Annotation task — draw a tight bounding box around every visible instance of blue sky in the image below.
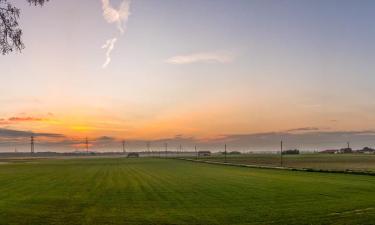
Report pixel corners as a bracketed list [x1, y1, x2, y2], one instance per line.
[1, 0, 375, 151]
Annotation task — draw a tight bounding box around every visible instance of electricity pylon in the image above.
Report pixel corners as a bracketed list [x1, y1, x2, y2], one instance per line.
[122, 140, 126, 154]
[280, 140, 283, 167]
[30, 136, 34, 154]
[85, 137, 89, 153]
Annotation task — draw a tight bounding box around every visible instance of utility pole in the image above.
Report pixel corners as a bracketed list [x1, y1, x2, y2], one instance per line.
[225, 144, 227, 163]
[122, 140, 126, 154]
[195, 145, 198, 160]
[166, 142, 168, 158]
[347, 141, 350, 149]
[280, 140, 283, 167]
[30, 136, 34, 154]
[179, 144, 182, 158]
[85, 137, 89, 153]
[147, 142, 150, 157]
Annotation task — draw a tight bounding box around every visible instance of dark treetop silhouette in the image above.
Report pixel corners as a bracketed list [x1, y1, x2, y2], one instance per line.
[0, 0, 49, 55]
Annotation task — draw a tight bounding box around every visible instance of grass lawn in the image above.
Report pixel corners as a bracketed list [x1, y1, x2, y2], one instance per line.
[0, 157, 374, 225]
[192, 154, 375, 172]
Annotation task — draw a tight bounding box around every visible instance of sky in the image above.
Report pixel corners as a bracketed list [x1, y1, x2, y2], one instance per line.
[1, 0, 375, 152]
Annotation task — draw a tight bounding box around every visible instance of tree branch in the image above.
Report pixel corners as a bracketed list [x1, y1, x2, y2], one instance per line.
[0, 0, 49, 55]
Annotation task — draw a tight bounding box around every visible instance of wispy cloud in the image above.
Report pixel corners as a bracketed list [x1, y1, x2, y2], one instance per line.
[102, 38, 117, 68]
[8, 117, 46, 122]
[166, 51, 235, 65]
[101, 0, 131, 68]
[0, 116, 50, 125]
[0, 119, 10, 125]
[101, 0, 131, 34]
[285, 127, 320, 133]
[0, 128, 64, 138]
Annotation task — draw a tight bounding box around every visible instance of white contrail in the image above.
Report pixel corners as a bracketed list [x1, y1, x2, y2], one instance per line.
[102, 38, 117, 68]
[101, 0, 131, 68]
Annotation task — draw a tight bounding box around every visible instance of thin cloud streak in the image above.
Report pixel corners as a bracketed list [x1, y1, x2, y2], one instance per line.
[285, 127, 320, 133]
[0, 128, 64, 138]
[8, 117, 45, 122]
[101, 0, 131, 68]
[102, 38, 117, 68]
[166, 51, 235, 65]
[0, 116, 50, 125]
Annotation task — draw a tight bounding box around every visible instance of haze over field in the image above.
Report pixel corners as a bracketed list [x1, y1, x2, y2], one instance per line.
[1, 0, 375, 152]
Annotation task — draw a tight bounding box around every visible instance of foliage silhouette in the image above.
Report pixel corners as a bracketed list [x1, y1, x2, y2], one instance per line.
[0, 0, 49, 54]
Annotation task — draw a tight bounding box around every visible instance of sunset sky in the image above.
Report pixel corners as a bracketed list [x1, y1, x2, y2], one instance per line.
[1, 0, 375, 152]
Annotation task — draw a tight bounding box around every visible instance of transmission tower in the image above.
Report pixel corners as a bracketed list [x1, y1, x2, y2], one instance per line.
[85, 137, 89, 153]
[122, 140, 126, 154]
[280, 140, 283, 167]
[165, 143, 168, 158]
[147, 141, 150, 154]
[30, 136, 34, 154]
[225, 144, 227, 163]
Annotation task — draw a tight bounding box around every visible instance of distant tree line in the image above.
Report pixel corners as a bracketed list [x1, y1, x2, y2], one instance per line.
[282, 149, 300, 155]
[220, 151, 241, 155]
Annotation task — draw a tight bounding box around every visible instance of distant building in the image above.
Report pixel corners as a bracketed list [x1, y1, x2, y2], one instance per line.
[127, 152, 139, 158]
[320, 149, 339, 154]
[198, 151, 211, 157]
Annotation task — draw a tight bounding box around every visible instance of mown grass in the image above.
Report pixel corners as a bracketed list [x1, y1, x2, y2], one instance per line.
[191, 153, 375, 172]
[0, 157, 374, 225]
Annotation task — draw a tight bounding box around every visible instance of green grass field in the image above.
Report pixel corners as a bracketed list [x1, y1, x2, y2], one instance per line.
[190, 154, 375, 172]
[0, 158, 374, 225]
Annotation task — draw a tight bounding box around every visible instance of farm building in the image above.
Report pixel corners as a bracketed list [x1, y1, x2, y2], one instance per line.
[198, 151, 211, 157]
[127, 152, 139, 158]
[320, 149, 339, 154]
[321, 148, 353, 154]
